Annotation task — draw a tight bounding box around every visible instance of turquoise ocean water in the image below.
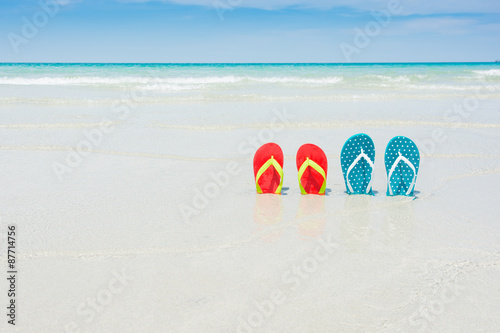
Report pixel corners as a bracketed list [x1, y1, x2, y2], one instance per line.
[1, 63, 499, 104]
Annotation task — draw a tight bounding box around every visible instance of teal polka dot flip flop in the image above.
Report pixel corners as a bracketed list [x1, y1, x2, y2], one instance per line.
[384, 136, 420, 196]
[340, 133, 375, 195]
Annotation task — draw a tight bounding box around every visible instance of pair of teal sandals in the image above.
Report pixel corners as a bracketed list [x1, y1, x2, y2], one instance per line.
[341, 134, 420, 196]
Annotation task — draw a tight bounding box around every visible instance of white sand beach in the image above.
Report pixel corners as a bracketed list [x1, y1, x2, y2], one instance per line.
[1, 64, 500, 332]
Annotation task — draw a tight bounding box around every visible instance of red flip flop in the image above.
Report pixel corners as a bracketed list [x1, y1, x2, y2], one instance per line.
[296, 144, 328, 195]
[253, 143, 284, 194]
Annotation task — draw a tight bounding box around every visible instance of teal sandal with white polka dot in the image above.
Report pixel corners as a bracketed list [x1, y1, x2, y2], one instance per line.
[340, 133, 375, 195]
[384, 136, 420, 196]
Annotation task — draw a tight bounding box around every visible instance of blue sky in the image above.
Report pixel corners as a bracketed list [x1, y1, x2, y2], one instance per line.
[1, 0, 499, 62]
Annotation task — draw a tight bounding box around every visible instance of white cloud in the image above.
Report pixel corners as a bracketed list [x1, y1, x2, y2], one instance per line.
[380, 16, 500, 36]
[56, 0, 83, 6]
[398, 17, 477, 34]
[117, 0, 500, 14]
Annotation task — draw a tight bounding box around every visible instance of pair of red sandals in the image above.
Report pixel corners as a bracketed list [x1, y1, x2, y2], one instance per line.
[253, 142, 327, 195]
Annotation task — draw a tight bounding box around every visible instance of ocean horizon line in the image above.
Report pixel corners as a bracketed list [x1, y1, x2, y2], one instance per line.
[1, 61, 499, 66]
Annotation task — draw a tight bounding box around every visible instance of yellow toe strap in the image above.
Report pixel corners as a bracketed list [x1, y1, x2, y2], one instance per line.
[298, 157, 326, 195]
[255, 155, 284, 194]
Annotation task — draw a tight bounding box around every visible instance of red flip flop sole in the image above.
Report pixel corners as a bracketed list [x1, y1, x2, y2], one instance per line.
[296, 144, 328, 195]
[253, 143, 284, 194]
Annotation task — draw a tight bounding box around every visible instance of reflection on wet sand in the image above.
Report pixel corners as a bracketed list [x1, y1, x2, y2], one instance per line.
[340, 195, 372, 252]
[296, 195, 326, 240]
[381, 197, 417, 248]
[253, 194, 284, 242]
